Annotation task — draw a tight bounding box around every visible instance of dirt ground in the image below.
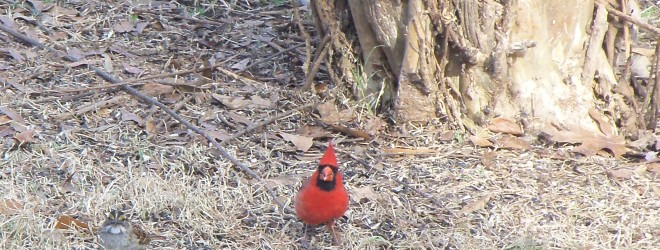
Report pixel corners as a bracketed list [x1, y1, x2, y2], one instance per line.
[0, 1, 658, 249]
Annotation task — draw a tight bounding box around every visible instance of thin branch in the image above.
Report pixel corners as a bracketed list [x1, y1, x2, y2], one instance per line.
[220, 102, 317, 146]
[596, 0, 660, 37]
[301, 34, 330, 92]
[0, 23, 293, 214]
[650, 40, 660, 130]
[51, 66, 216, 93]
[291, 0, 313, 76]
[582, 4, 609, 86]
[154, 94, 195, 132]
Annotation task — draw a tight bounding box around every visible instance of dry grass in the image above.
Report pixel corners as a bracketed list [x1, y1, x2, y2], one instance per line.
[0, 1, 659, 250]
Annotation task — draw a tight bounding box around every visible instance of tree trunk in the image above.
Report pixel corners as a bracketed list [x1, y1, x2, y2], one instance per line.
[308, 0, 658, 141]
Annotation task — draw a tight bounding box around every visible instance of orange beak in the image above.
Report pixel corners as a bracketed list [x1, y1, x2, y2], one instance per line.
[319, 166, 334, 181]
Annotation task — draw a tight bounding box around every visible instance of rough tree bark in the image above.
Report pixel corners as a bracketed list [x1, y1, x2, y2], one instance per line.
[308, 0, 659, 144]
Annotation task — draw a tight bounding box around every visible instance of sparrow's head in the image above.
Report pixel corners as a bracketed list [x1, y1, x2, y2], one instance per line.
[316, 142, 340, 191]
[101, 209, 130, 234]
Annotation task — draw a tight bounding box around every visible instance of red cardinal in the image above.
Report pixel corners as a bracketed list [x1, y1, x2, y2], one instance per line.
[294, 141, 349, 245]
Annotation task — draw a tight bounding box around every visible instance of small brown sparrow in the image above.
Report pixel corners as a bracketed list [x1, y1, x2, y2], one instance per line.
[98, 209, 151, 250]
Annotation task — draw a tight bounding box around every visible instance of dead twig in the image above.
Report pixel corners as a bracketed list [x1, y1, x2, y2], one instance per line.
[54, 95, 129, 120]
[34, 91, 100, 104]
[51, 66, 216, 93]
[649, 40, 660, 130]
[0, 23, 292, 214]
[301, 34, 330, 92]
[154, 94, 195, 132]
[219, 102, 317, 146]
[291, 0, 312, 75]
[596, 0, 660, 37]
[582, 4, 609, 86]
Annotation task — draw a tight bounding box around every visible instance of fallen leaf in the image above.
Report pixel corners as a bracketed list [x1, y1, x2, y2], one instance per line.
[135, 21, 149, 34]
[227, 111, 253, 125]
[27, 0, 52, 12]
[495, 135, 531, 150]
[588, 109, 615, 136]
[544, 125, 628, 159]
[607, 168, 634, 180]
[316, 101, 341, 123]
[103, 54, 113, 72]
[120, 108, 144, 126]
[364, 117, 384, 135]
[469, 135, 493, 147]
[14, 129, 36, 143]
[113, 20, 135, 33]
[481, 151, 497, 169]
[231, 58, 250, 70]
[122, 63, 143, 74]
[0, 107, 26, 125]
[437, 130, 455, 141]
[460, 194, 493, 214]
[352, 186, 379, 203]
[249, 95, 274, 109]
[145, 118, 156, 135]
[97, 107, 111, 118]
[297, 125, 332, 138]
[0, 199, 23, 215]
[141, 83, 173, 97]
[54, 215, 89, 231]
[212, 94, 248, 109]
[280, 133, 314, 152]
[205, 128, 230, 142]
[487, 117, 523, 135]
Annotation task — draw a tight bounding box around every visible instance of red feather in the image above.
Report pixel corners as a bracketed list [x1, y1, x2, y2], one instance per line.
[294, 142, 349, 244]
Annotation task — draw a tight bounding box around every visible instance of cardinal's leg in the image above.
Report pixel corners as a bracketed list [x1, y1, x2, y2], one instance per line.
[327, 219, 341, 246]
[300, 224, 316, 249]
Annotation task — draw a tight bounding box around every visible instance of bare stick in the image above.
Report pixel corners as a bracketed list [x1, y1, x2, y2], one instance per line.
[301, 34, 330, 92]
[582, 4, 609, 86]
[596, 0, 660, 36]
[219, 102, 316, 146]
[51, 66, 216, 93]
[0, 24, 293, 213]
[54, 95, 129, 120]
[650, 40, 660, 130]
[291, 0, 313, 75]
[154, 94, 195, 132]
[34, 90, 109, 104]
